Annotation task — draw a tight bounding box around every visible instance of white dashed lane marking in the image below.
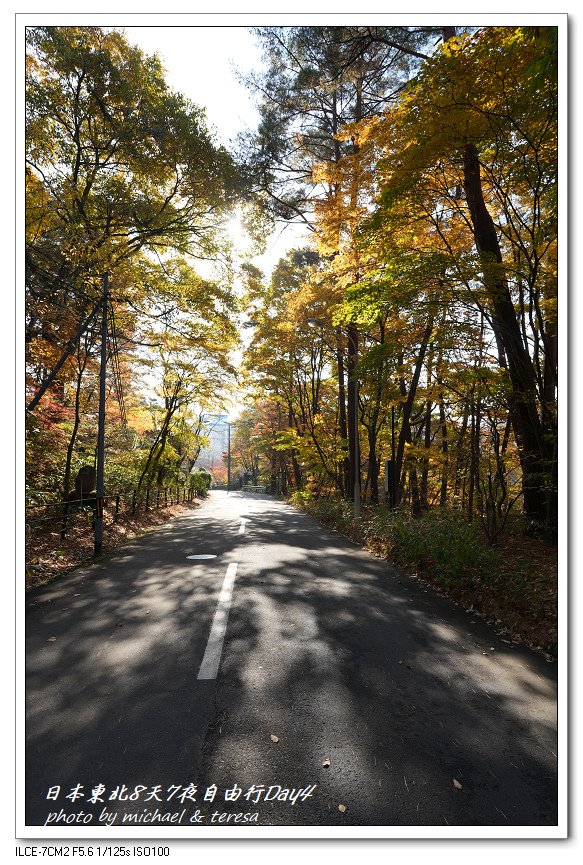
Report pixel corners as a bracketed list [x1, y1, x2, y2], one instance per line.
[197, 563, 239, 680]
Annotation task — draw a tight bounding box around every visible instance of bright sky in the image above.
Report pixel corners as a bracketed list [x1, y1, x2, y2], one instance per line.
[123, 26, 260, 149]
[123, 26, 310, 277]
[123, 25, 310, 420]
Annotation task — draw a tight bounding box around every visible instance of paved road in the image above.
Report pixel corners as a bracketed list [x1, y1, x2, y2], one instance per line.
[24, 491, 557, 829]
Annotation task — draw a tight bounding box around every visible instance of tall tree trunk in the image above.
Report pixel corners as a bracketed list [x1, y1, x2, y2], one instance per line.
[346, 68, 364, 505]
[467, 390, 483, 523]
[280, 453, 288, 495]
[409, 465, 422, 517]
[62, 343, 90, 498]
[368, 427, 380, 505]
[453, 401, 470, 507]
[289, 406, 303, 489]
[138, 396, 177, 493]
[463, 142, 553, 527]
[395, 313, 435, 504]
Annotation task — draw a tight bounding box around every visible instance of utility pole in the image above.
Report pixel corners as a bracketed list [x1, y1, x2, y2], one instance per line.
[227, 421, 231, 490]
[354, 378, 361, 520]
[391, 405, 396, 508]
[385, 405, 397, 509]
[94, 273, 109, 556]
[347, 323, 359, 507]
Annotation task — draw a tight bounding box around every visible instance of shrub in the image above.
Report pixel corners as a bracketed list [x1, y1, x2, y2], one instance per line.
[295, 497, 499, 588]
[289, 490, 314, 507]
[313, 498, 354, 530]
[189, 468, 212, 497]
[395, 511, 492, 582]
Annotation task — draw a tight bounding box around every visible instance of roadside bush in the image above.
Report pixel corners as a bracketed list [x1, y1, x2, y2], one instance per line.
[370, 509, 498, 586]
[189, 468, 212, 497]
[289, 490, 314, 507]
[315, 498, 354, 531]
[105, 459, 143, 494]
[299, 498, 499, 588]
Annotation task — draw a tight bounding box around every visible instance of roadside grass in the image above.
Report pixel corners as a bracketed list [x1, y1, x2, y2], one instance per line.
[291, 494, 557, 660]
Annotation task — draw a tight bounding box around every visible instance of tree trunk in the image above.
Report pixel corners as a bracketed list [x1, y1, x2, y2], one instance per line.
[62, 343, 90, 499]
[395, 313, 435, 504]
[409, 464, 422, 517]
[346, 68, 364, 505]
[463, 142, 553, 527]
[138, 398, 177, 493]
[368, 428, 380, 505]
[453, 400, 470, 508]
[289, 406, 303, 489]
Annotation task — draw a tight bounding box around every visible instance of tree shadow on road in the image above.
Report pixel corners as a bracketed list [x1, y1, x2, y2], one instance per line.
[200, 506, 558, 828]
[24, 497, 557, 829]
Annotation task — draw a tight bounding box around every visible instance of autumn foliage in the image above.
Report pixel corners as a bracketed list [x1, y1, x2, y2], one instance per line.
[25, 25, 559, 554]
[238, 26, 558, 541]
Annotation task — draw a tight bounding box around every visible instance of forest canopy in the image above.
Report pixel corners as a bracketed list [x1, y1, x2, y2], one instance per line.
[236, 25, 558, 539]
[25, 24, 558, 546]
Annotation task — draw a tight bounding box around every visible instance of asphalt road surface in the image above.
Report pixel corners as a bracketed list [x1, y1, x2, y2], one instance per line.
[24, 491, 558, 829]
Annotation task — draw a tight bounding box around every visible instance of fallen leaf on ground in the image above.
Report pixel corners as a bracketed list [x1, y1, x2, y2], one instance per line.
[270, 734, 279, 743]
[453, 778, 463, 790]
[322, 757, 331, 767]
[338, 804, 346, 812]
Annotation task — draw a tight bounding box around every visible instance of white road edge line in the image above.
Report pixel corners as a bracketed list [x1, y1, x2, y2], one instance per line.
[197, 562, 238, 681]
[239, 519, 246, 534]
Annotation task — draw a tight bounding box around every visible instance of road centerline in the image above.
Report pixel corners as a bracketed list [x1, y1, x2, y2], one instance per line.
[239, 519, 246, 534]
[197, 562, 239, 680]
